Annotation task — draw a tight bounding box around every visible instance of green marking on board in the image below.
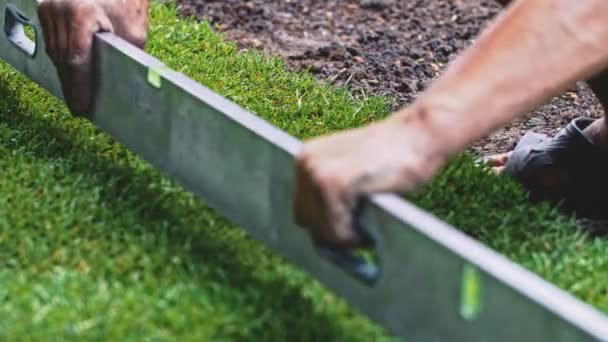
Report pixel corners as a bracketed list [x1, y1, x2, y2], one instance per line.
[147, 65, 169, 88]
[460, 264, 483, 321]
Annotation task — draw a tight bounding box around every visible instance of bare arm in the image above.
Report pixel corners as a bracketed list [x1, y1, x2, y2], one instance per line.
[294, 0, 608, 246]
[397, 0, 608, 162]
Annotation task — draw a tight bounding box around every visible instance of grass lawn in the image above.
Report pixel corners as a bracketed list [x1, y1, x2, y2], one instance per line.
[1, 0, 608, 339]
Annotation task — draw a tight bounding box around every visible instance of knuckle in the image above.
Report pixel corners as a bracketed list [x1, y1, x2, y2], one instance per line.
[296, 150, 324, 179]
[310, 167, 336, 190]
[127, 28, 148, 48]
[37, 1, 50, 15]
[295, 150, 312, 169]
[323, 166, 351, 190]
[70, 0, 93, 13]
[72, 4, 97, 23]
[307, 170, 324, 186]
[37, 0, 96, 22]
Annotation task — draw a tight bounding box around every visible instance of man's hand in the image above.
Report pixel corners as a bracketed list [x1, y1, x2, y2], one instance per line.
[37, 0, 149, 116]
[294, 112, 446, 247]
[294, 0, 608, 247]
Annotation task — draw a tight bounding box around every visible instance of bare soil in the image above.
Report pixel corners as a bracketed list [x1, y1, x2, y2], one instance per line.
[176, 0, 605, 156]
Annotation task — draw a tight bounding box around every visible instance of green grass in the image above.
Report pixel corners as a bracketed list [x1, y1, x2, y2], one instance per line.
[23, 24, 36, 43]
[1, 0, 608, 339]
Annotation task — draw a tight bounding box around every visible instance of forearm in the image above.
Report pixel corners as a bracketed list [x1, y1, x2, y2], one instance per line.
[392, 0, 608, 159]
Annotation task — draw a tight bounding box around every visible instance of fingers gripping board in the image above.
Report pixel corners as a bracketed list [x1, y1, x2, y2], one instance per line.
[2, 1, 608, 340]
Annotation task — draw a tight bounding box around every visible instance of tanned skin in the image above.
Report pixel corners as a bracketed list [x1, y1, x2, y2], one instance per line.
[294, 0, 608, 247]
[37, 0, 149, 116]
[31, 0, 608, 249]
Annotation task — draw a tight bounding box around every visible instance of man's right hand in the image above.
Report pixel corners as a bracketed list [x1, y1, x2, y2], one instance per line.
[37, 0, 149, 116]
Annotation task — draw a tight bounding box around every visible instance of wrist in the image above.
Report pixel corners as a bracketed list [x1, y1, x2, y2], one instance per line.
[386, 102, 464, 163]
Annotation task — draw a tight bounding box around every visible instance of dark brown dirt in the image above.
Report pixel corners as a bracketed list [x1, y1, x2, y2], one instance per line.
[176, 0, 604, 156]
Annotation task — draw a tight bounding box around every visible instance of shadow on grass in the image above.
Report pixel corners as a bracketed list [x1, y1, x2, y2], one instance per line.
[0, 80, 389, 340]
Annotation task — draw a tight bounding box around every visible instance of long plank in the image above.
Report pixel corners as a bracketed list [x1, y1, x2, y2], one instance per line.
[3, 1, 608, 340]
